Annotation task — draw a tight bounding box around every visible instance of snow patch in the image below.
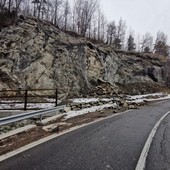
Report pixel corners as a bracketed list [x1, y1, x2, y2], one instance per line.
[145, 95, 170, 102]
[126, 93, 169, 103]
[72, 98, 113, 103]
[65, 103, 117, 119]
[0, 101, 56, 110]
[126, 93, 164, 100]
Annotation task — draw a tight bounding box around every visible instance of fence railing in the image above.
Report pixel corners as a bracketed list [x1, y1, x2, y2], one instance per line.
[0, 105, 65, 126]
[0, 89, 58, 110]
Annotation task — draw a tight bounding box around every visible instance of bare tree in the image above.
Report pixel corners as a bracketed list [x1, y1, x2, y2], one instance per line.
[0, 0, 7, 11]
[141, 32, 153, 52]
[92, 19, 97, 39]
[52, 0, 62, 26]
[100, 13, 107, 42]
[106, 21, 116, 44]
[45, 1, 53, 21]
[114, 18, 126, 49]
[97, 5, 101, 40]
[21, 0, 31, 16]
[135, 33, 141, 52]
[32, 0, 40, 17]
[63, 0, 70, 31]
[71, 2, 76, 32]
[8, 0, 13, 13]
[0, 0, 19, 13]
[1, 0, 170, 56]
[14, 0, 24, 14]
[74, 0, 99, 36]
[95, 5, 107, 42]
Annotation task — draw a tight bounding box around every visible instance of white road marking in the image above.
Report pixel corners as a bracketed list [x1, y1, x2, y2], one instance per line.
[0, 110, 130, 162]
[135, 110, 170, 170]
[0, 125, 36, 141]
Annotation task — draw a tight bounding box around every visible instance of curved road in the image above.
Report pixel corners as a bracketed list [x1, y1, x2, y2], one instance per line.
[0, 100, 170, 170]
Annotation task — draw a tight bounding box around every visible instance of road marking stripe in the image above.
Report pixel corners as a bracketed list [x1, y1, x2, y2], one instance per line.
[135, 110, 170, 170]
[0, 110, 130, 162]
[0, 125, 36, 141]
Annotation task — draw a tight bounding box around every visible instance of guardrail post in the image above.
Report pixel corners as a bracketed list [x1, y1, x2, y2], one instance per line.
[24, 90, 28, 111]
[55, 89, 58, 106]
[40, 115, 43, 122]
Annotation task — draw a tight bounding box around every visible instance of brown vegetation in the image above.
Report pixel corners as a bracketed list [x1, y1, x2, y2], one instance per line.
[0, 10, 17, 29]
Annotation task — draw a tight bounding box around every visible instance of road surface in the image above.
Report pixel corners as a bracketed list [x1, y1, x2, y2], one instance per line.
[0, 100, 170, 170]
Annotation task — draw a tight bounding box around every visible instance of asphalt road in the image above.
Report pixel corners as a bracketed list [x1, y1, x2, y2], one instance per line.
[1, 100, 170, 170]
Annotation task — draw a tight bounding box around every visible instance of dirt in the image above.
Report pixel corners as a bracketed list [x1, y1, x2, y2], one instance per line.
[117, 82, 170, 95]
[0, 107, 127, 156]
[0, 98, 165, 157]
[0, 127, 50, 156]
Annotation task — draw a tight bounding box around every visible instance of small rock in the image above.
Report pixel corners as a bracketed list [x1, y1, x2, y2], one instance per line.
[128, 105, 137, 109]
[49, 125, 59, 132]
[36, 121, 45, 126]
[64, 106, 71, 112]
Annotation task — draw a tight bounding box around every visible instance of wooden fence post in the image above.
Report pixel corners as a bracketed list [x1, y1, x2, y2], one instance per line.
[55, 89, 58, 107]
[24, 90, 28, 111]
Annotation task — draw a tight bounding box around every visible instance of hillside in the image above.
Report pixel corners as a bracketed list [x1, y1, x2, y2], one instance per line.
[0, 16, 168, 99]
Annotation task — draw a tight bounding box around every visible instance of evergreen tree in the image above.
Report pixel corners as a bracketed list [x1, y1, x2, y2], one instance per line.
[114, 37, 122, 49]
[154, 41, 169, 56]
[127, 35, 136, 51]
[154, 31, 169, 57]
[144, 47, 150, 53]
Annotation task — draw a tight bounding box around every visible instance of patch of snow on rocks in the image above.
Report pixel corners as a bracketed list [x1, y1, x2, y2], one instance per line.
[126, 93, 168, 103]
[72, 98, 113, 103]
[145, 95, 170, 102]
[65, 103, 117, 119]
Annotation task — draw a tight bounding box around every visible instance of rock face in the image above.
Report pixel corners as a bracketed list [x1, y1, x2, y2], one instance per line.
[0, 16, 167, 98]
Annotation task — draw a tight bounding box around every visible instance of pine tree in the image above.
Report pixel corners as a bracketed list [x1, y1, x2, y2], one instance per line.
[154, 31, 169, 57]
[144, 47, 150, 53]
[154, 41, 169, 56]
[114, 37, 122, 49]
[127, 35, 136, 51]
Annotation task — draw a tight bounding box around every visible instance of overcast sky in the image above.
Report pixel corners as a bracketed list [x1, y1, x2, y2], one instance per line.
[100, 0, 170, 40]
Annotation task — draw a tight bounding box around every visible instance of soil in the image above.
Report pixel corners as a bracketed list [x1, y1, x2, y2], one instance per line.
[0, 98, 166, 157]
[0, 107, 126, 156]
[117, 83, 170, 95]
[0, 127, 50, 156]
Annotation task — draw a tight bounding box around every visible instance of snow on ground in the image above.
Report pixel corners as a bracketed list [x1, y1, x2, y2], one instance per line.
[0, 93, 170, 118]
[26, 103, 55, 109]
[72, 98, 113, 103]
[145, 95, 170, 102]
[0, 97, 63, 110]
[65, 103, 117, 119]
[126, 93, 168, 103]
[72, 98, 99, 103]
[0, 101, 55, 110]
[126, 93, 164, 99]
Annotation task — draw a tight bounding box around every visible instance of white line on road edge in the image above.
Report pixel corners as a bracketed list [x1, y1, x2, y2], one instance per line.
[0, 125, 36, 141]
[135, 110, 170, 170]
[0, 110, 130, 162]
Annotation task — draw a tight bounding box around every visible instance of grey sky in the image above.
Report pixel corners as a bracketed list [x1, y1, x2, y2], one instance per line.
[100, 0, 170, 40]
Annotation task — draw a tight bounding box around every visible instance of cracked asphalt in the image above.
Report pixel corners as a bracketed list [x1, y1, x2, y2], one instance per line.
[146, 110, 170, 170]
[0, 100, 170, 170]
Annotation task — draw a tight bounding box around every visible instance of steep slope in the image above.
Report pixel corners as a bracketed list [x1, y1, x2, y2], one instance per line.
[0, 16, 167, 98]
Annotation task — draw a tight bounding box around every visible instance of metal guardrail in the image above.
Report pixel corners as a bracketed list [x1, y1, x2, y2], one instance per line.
[0, 105, 65, 126]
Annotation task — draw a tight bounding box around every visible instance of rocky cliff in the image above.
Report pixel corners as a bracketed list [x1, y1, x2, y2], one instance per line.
[0, 16, 168, 99]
